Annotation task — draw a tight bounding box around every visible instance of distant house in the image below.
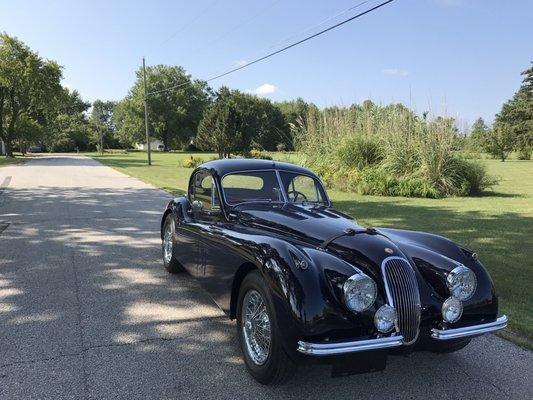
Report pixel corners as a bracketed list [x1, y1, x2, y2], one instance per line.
[135, 140, 164, 151]
[0, 139, 5, 156]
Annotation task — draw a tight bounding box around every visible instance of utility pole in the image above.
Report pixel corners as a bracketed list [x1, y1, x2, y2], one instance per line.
[142, 57, 151, 166]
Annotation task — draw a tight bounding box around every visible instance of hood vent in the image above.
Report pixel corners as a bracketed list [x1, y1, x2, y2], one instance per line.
[382, 257, 421, 345]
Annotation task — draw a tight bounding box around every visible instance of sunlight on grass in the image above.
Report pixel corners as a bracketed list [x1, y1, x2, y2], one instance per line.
[87, 151, 533, 344]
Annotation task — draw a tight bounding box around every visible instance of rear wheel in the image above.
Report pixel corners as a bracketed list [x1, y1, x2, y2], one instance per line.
[162, 215, 184, 273]
[236, 270, 296, 385]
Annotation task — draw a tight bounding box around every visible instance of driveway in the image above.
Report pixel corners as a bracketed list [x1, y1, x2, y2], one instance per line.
[0, 154, 531, 399]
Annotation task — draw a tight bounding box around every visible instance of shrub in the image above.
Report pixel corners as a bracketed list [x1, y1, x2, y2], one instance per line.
[456, 159, 499, 195]
[276, 143, 287, 152]
[337, 135, 383, 169]
[517, 146, 532, 160]
[181, 155, 203, 168]
[293, 103, 497, 198]
[248, 149, 272, 160]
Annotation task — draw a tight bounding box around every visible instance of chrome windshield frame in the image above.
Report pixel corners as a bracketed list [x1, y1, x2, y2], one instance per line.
[220, 168, 331, 208]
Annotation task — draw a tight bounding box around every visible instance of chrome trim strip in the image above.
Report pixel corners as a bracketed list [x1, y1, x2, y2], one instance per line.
[431, 315, 508, 341]
[297, 335, 404, 356]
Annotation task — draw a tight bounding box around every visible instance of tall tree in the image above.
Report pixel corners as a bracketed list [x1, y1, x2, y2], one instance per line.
[90, 100, 117, 151]
[196, 87, 290, 156]
[495, 63, 533, 159]
[0, 33, 63, 157]
[45, 89, 91, 152]
[197, 89, 243, 158]
[114, 65, 212, 150]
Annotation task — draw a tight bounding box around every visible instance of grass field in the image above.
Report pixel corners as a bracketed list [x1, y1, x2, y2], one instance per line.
[0, 153, 32, 167]
[88, 151, 532, 347]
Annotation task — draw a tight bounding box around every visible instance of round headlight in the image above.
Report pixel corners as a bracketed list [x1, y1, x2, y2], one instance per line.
[442, 296, 463, 323]
[446, 265, 477, 301]
[374, 304, 397, 333]
[343, 274, 377, 312]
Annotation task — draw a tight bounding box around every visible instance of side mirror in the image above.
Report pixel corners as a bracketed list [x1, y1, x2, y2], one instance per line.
[191, 200, 204, 213]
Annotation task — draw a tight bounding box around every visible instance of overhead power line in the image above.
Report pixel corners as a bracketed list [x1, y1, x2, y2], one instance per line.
[206, 0, 372, 81]
[147, 0, 395, 96]
[146, 0, 220, 57]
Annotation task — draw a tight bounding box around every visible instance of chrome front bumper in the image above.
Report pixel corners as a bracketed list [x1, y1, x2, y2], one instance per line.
[297, 335, 404, 356]
[431, 315, 508, 341]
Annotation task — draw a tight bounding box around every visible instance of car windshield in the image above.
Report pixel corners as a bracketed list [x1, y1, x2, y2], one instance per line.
[221, 170, 327, 206]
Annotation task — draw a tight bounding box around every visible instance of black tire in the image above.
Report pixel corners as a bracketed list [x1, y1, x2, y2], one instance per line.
[236, 270, 296, 385]
[430, 338, 471, 354]
[162, 215, 184, 273]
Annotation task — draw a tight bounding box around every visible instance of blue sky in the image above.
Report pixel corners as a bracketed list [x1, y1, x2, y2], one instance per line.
[1, 0, 531, 127]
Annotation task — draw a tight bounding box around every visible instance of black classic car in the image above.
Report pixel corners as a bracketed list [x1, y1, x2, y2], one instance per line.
[160, 159, 507, 384]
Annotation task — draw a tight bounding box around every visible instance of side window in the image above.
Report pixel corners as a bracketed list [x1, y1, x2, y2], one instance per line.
[191, 171, 220, 211]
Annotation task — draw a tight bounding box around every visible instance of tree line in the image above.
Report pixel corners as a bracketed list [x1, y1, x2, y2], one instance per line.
[0, 33, 311, 157]
[1, 32, 531, 163]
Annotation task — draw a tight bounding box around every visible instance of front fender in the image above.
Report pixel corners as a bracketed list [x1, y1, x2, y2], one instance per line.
[256, 239, 387, 359]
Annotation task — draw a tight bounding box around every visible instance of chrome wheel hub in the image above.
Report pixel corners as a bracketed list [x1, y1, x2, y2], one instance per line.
[163, 221, 173, 263]
[242, 289, 271, 365]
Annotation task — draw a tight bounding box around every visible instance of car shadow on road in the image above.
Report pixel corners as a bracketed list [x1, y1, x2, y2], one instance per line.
[0, 185, 531, 399]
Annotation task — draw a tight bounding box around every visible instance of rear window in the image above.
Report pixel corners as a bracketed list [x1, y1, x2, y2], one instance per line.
[222, 171, 283, 205]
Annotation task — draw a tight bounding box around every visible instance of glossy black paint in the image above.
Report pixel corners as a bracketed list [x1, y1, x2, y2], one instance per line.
[161, 159, 499, 360]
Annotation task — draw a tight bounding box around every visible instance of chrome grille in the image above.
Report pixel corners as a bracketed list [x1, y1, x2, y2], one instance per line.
[382, 257, 421, 345]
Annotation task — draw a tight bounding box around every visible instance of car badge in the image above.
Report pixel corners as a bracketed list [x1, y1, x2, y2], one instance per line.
[384, 247, 394, 254]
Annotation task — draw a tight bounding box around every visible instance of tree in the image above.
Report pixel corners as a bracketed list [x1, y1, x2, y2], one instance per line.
[114, 65, 212, 150]
[495, 63, 533, 159]
[196, 87, 290, 156]
[196, 87, 245, 158]
[483, 123, 516, 161]
[44, 89, 91, 152]
[466, 117, 488, 151]
[230, 91, 288, 151]
[90, 100, 117, 152]
[0, 33, 63, 157]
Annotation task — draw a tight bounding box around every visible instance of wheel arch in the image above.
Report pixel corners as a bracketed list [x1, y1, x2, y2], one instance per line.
[160, 208, 172, 239]
[230, 262, 258, 319]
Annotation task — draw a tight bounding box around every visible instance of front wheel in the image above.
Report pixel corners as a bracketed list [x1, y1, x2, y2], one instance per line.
[236, 270, 296, 385]
[162, 215, 184, 273]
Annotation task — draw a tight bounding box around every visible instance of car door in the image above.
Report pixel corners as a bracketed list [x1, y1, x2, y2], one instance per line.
[185, 169, 224, 280]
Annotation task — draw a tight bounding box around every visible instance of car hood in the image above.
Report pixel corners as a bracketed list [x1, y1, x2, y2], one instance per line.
[237, 203, 468, 282]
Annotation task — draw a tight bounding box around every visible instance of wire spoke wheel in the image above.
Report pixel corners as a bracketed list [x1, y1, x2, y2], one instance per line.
[242, 289, 271, 365]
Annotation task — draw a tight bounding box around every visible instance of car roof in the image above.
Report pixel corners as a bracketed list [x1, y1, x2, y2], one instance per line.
[197, 158, 317, 177]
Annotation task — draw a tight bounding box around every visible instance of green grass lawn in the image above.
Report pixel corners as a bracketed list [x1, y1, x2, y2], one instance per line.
[0, 153, 32, 167]
[88, 151, 532, 347]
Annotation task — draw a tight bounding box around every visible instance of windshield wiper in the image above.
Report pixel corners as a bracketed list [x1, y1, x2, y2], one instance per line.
[320, 227, 378, 250]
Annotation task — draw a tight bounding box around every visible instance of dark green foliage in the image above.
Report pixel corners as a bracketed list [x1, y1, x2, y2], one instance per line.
[494, 63, 533, 159]
[114, 65, 212, 150]
[196, 87, 288, 157]
[0, 33, 63, 156]
[483, 123, 516, 162]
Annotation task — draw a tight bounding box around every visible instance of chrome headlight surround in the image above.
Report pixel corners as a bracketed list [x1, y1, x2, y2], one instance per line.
[343, 274, 377, 313]
[374, 304, 397, 333]
[441, 296, 463, 323]
[446, 265, 477, 301]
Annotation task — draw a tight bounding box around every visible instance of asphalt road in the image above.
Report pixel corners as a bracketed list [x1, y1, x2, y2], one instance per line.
[0, 154, 531, 400]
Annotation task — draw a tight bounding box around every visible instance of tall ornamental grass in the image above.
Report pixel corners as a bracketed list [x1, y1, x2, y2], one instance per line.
[293, 103, 497, 198]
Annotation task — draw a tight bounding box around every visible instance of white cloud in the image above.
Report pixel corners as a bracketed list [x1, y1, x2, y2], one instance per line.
[235, 60, 248, 67]
[382, 68, 409, 77]
[253, 83, 278, 96]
